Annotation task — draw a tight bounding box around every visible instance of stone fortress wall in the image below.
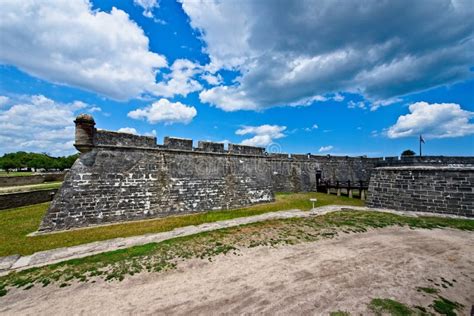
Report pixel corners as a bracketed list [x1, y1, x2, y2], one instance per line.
[39, 115, 381, 232]
[367, 166, 474, 217]
[39, 114, 474, 232]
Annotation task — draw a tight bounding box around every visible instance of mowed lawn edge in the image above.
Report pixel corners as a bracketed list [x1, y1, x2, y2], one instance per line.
[0, 192, 364, 257]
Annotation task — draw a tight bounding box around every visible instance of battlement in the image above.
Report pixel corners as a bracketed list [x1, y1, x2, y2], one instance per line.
[197, 141, 225, 153]
[73, 115, 474, 166]
[95, 130, 157, 148]
[163, 137, 193, 150]
[73, 115, 373, 159]
[228, 144, 265, 155]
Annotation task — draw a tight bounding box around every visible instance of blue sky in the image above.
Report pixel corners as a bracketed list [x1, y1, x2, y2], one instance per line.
[0, 0, 473, 157]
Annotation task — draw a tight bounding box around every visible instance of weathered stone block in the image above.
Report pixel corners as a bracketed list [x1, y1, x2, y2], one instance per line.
[228, 144, 265, 155]
[197, 141, 225, 153]
[164, 137, 193, 150]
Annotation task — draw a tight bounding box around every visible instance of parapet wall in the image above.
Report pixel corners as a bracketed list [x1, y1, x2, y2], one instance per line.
[95, 130, 157, 148]
[366, 166, 474, 217]
[377, 156, 474, 166]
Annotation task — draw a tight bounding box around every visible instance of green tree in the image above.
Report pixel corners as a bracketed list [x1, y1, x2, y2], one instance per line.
[401, 149, 416, 156]
[0, 157, 19, 172]
[0, 151, 79, 171]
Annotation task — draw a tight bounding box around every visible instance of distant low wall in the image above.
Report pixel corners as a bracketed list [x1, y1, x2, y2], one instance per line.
[367, 166, 474, 217]
[0, 189, 58, 210]
[0, 173, 65, 187]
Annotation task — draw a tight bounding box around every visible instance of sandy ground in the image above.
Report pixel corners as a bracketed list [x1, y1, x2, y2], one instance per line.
[1, 227, 473, 315]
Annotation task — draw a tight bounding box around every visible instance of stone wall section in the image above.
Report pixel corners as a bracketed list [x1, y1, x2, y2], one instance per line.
[228, 144, 265, 155]
[163, 137, 193, 150]
[196, 141, 225, 153]
[367, 166, 474, 217]
[267, 155, 378, 192]
[0, 173, 65, 187]
[39, 148, 274, 232]
[377, 156, 474, 167]
[0, 189, 57, 210]
[95, 130, 156, 148]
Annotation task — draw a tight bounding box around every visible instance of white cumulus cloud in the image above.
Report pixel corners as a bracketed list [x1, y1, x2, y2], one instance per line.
[128, 99, 197, 125]
[387, 101, 474, 139]
[117, 127, 138, 135]
[304, 124, 319, 132]
[0, 0, 167, 101]
[236, 125, 286, 147]
[319, 145, 334, 153]
[348, 101, 367, 110]
[152, 59, 203, 98]
[134, 0, 159, 18]
[201, 73, 223, 86]
[0, 95, 93, 155]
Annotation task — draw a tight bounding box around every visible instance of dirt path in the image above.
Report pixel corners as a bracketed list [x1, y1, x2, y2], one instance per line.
[1, 227, 473, 315]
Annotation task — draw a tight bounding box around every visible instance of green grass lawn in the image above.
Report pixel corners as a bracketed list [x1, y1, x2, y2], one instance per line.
[0, 192, 364, 257]
[0, 171, 35, 177]
[0, 181, 63, 194]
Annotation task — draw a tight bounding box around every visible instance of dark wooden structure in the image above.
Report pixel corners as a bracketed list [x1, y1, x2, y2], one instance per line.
[317, 180, 369, 200]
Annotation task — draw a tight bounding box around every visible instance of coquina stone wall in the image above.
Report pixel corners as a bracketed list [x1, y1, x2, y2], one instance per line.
[38, 114, 381, 232]
[0, 189, 57, 210]
[39, 114, 474, 232]
[40, 145, 380, 232]
[367, 166, 474, 217]
[0, 172, 65, 187]
[267, 155, 378, 192]
[39, 146, 274, 232]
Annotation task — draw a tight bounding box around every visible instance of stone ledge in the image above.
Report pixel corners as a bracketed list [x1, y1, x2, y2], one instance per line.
[375, 166, 474, 171]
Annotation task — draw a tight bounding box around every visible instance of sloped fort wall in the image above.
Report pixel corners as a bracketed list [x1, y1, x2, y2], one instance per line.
[39, 115, 379, 232]
[367, 166, 474, 217]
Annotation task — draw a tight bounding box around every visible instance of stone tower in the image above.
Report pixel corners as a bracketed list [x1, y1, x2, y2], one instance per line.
[74, 114, 95, 153]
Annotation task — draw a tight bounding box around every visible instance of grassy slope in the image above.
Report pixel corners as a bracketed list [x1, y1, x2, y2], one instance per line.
[0, 181, 62, 194]
[0, 210, 472, 298]
[0, 192, 364, 257]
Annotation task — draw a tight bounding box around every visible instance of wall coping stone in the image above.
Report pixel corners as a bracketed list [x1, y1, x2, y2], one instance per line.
[375, 166, 474, 171]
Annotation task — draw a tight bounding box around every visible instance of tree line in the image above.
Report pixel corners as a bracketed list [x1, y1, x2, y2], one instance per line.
[0, 152, 80, 172]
